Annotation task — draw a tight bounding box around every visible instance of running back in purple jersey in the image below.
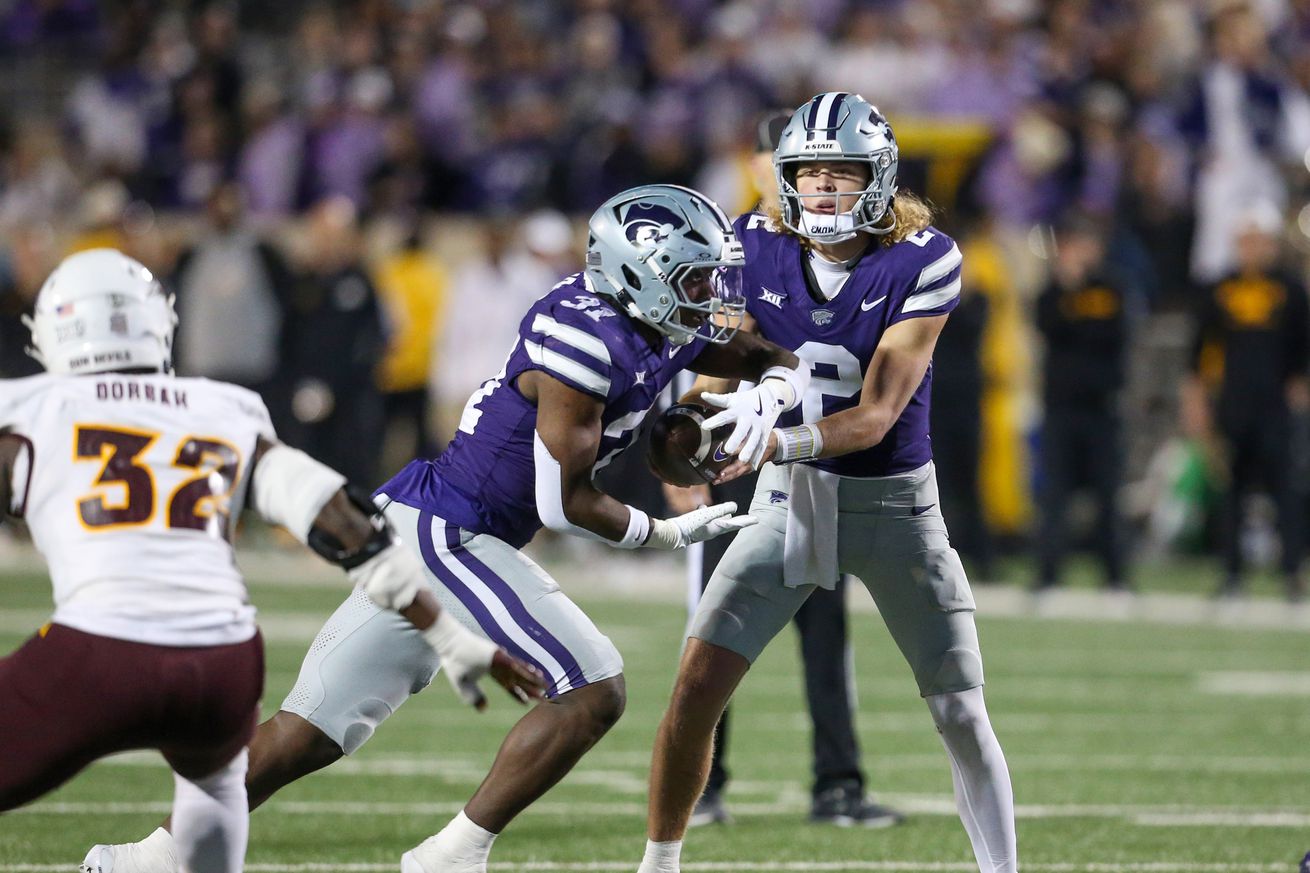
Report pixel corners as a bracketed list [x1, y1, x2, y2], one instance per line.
[734, 212, 961, 478]
[381, 273, 708, 548]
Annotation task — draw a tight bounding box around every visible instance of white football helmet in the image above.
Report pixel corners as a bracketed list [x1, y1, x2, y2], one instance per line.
[25, 248, 177, 375]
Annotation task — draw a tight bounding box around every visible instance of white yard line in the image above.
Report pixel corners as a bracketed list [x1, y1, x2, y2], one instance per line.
[1197, 671, 1310, 696]
[15, 798, 1310, 828]
[0, 861, 1296, 872]
[89, 749, 1310, 779]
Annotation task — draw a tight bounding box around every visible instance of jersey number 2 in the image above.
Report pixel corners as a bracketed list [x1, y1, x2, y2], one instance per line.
[794, 341, 863, 424]
[75, 425, 240, 539]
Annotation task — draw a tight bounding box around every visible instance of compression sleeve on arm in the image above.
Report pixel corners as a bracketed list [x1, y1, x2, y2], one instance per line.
[250, 443, 347, 543]
[533, 431, 650, 547]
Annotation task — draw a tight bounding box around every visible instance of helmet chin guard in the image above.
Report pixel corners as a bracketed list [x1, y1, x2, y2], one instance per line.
[26, 249, 177, 376]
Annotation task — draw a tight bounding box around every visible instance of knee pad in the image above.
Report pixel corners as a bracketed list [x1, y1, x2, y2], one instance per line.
[923, 647, 986, 697]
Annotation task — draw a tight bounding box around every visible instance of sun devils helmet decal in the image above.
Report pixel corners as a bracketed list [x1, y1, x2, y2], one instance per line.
[620, 202, 687, 248]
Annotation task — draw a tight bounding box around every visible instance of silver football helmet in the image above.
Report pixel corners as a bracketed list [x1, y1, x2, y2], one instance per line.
[25, 248, 177, 375]
[774, 92, 899, 243]
[585, 184, 745, 345]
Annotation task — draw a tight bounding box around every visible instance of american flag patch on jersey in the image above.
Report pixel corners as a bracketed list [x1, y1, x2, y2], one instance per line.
[56, 303, 74, 316]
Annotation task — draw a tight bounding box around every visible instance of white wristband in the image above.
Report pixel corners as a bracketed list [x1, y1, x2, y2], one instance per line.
[761, 364, 810, 412]
[614, 506, 652, 549]
[772, 424, 823, 463]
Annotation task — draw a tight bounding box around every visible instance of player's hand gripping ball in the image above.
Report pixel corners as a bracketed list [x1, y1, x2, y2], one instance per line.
[646, 402, 735, 487]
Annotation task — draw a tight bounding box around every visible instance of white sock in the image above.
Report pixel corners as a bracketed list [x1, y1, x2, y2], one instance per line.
[926, 687, 1017, 873]
[135, 826, 179, 865]
[423, 810, 497, 871]
[637, 839, 682, 873]
[171, 749, 250, 873]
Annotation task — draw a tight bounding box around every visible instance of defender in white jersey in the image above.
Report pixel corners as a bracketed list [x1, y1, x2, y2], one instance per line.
[0, 250, 543, 873]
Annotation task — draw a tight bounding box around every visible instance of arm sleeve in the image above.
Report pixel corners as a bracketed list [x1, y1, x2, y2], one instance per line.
[521, 310, 617, 401]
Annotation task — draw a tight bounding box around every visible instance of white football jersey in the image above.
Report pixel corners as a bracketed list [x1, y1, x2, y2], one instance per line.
[1, 372, 275, 646]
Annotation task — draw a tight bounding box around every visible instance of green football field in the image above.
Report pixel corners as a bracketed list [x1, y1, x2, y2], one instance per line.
[1, 552, 1308, 873]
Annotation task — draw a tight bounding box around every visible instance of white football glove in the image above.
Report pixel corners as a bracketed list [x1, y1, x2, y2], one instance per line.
[701, 377, 795, 469]
[349, 539, 503, 708]
[350, 539, 425, 611]
[644, 501, 758, 550]
[419, 610, 502, 708]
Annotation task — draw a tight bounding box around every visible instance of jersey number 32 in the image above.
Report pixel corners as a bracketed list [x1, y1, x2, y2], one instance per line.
[74, 424, 241, 540]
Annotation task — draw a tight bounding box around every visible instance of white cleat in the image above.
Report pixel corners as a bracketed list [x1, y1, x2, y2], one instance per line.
[80, 828, 178, 873]
[401, 834, 485, 873]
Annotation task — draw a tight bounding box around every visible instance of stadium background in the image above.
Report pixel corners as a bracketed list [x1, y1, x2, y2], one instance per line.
[1, 0, 1309, 869]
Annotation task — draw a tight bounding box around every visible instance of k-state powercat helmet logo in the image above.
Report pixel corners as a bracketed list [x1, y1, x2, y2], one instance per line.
[621, 202, 686, 248]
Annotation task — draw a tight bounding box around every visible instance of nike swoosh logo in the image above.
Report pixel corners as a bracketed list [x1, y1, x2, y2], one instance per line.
[910, 503, 936, 516]
[861, 295, 888, 312]
[712, 446, 731, 462]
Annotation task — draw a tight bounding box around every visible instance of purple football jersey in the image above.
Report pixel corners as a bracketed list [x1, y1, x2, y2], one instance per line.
[380, 273, 707, 547]
[735, 213, 961, 478]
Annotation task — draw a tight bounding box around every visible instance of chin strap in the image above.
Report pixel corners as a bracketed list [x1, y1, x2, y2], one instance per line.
[798, 209, 860, 243]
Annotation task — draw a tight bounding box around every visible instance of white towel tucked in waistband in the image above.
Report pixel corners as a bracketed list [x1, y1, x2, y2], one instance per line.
[783, 463, 840, 589]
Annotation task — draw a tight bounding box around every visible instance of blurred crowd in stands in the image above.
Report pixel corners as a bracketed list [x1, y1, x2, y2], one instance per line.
[2, 0, 1310, 597]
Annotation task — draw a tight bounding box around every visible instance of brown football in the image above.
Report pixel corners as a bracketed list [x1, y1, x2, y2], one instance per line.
[646, 402, 735, 487]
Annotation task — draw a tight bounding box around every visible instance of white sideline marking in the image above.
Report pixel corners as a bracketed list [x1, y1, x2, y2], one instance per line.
[1198, 671, 1310, 696]
[1134, 812, 1310, 827]
[90, 749, 1310, 778]
[0, 862, 1296, 872]
[17, 798, 1310, 828]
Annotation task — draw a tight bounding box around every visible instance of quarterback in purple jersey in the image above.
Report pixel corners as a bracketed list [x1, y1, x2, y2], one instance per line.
[81, 185, 807, 873]
[638, 94, 1018, 873]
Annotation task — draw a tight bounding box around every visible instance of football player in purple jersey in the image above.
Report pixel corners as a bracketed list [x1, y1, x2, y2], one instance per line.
[637, 94, 1017, 873]
[82, 185, 809, 873]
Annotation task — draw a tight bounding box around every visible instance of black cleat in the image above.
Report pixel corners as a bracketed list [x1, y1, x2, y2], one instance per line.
[810, 785, 905, 828]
